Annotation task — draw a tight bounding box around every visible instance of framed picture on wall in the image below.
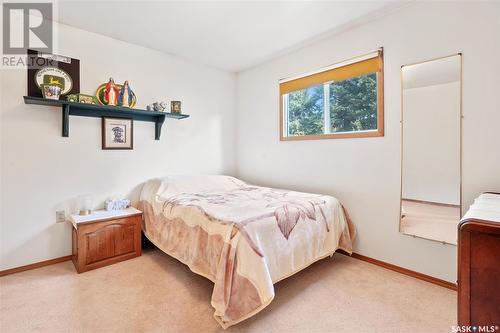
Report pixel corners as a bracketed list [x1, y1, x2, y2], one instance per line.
[102, 117, 133, 150]
[27, 49, 80, 99]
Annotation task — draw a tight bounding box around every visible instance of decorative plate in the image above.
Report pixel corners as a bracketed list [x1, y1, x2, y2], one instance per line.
[35, 67, 73, 95]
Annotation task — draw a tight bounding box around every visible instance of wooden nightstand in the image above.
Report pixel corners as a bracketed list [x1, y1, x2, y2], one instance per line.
[70, 207, 142, 273]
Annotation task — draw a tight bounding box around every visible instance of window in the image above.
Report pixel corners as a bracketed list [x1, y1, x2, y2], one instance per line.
[279, 50, 384, 140]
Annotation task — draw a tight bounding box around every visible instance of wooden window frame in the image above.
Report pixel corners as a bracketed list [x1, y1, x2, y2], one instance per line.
[279, 50, 384, 141]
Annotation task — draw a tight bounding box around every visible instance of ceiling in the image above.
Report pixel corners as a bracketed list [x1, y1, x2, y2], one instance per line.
[57, 1, 406, 72]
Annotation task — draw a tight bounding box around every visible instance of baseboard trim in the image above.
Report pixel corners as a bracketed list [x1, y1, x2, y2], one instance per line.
[338, 251, 457, 291]
[0, 255, 72, 277]
[0, 251, 458, 291]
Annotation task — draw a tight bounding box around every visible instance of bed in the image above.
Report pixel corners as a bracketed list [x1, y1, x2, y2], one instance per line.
[139, 175, 355, 328]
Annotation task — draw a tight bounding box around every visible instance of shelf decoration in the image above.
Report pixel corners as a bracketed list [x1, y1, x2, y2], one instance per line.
[25, 53, 188, 143]
[147, 100, 182, 114]
[23, 96, 189, 140]
[66, 94, 99, 104]
[41, 84, 62, 100]
[171, 101, 182, 114]
[118, 81, 135, 108]
[147, 101, 168, 112]
[96, 79, 137, 107]
[27, 49, 80, 99]
[104, 78, 119, 106]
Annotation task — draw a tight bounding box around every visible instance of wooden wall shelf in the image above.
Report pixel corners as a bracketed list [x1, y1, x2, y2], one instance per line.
[23, 96, 189, 140]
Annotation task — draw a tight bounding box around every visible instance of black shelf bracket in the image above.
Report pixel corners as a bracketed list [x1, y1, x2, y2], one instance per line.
[62, 104, 70, 137]
[155, 115, 166, 140]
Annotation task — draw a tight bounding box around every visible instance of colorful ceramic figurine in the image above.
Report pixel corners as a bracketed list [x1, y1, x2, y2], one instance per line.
[118, 80, 135, 107]
[104, 78, 119, 106]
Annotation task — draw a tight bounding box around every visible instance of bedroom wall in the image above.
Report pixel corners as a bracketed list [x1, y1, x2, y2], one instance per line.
[235, 1, 500, 282]
[402, 82, 461, 205]
[0, 23, 236, 270]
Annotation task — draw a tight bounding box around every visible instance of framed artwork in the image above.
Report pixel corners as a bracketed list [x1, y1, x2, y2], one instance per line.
[102, 117, 133, 150]
[171, 100, 181, 113]
[27, 49, 80, 99]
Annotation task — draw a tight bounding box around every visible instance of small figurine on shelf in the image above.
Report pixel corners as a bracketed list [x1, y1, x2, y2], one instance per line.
[152, 102, 162, 112]
[104, 78, 119, 106]
[118, 80, 136, 108]
[156, 101, 169, 112]
[148, 101, 168, 112]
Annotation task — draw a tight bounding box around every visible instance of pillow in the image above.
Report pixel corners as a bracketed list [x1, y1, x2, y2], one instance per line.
[157, 175, 245, 197]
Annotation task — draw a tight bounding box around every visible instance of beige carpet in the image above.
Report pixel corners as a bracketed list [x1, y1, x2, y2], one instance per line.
[0, 249, 456, 333]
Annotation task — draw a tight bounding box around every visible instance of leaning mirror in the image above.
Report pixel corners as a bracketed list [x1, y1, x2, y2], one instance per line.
[400, 54, 462, 245]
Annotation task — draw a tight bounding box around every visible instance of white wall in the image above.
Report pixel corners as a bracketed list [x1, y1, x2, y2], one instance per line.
[0, 23, 236, 270]
[235, 1, 500, 282]
[2, 2, 499, 282]
[402, 82, 461, 205]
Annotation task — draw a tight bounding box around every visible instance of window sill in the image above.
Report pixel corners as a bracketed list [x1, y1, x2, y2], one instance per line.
[280, 128, 384, 141]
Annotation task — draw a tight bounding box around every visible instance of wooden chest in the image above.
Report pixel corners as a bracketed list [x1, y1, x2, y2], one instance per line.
[71, 208, 142, 273]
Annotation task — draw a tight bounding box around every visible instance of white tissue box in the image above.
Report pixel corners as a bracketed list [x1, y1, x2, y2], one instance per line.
[105, 199, 131, 211]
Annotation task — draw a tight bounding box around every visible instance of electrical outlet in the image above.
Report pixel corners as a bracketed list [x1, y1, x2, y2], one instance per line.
[56, 210, 66, 223]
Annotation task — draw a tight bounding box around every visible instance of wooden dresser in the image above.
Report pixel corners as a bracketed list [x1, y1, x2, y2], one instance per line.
[70, 208, 142, 273]
[458, 192, 500, 326]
